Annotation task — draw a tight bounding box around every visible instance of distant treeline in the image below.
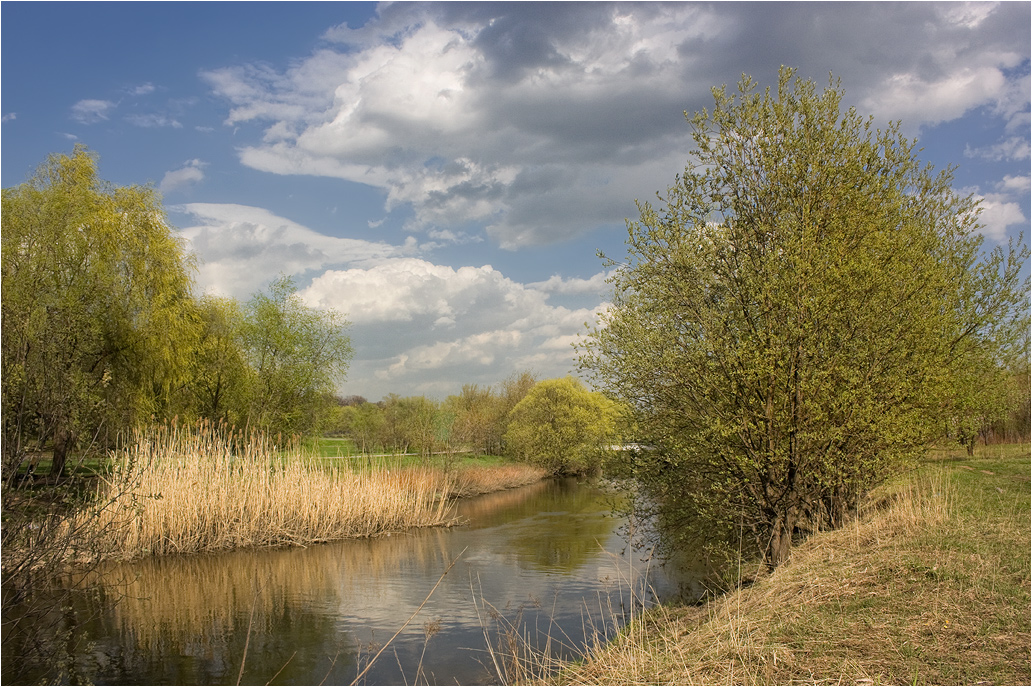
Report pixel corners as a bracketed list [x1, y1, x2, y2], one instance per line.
[329, 373, 627, 475]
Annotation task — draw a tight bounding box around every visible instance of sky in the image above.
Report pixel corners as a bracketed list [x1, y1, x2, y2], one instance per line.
[2, 2, 1029, 401]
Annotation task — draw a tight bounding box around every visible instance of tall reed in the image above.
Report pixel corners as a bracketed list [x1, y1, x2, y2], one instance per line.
[83, 422, 457, 559]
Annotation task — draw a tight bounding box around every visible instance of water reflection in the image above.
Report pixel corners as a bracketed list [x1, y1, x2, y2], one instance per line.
[4, 478, 700, 685]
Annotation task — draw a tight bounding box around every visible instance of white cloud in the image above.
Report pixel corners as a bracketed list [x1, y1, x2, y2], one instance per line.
[70, 99, 116, 124]
[131, 82, 156, 96]
[997, 175, 1031, 194]
[175, 203, 406, 300]
[2, 113, 15, 123]
[298, 257, 605, 397]
[126, 113, 183, 129]
[965, 136, 1031, 161]
[159, 159, 206, 194]
[529, 272, 610, 296]
[974, 193, 1028, 241]
[862, 67, 1009, 128]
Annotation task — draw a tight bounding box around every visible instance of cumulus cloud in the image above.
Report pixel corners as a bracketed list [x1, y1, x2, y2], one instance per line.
[528, 272, 610, 296]
[963, 175, 1030, 241]
[198, 3, 1028, 250]
[175, 203, 406, 300]
[975, 195, 1027, 241]
[997, 174, 1031, 194]
[298, 257, 604, 397]
[2, 113, 15, 123]
[159, 159, 206, 194]
[130, 82, 156, 96]
[70, 99, 116, 124]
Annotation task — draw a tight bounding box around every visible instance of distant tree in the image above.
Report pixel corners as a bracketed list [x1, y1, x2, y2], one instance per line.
[1, 146, 198, 479]
[504, 377, 620, 475]
[241, 275, 353, 437]
[336, 402, 386, 453]
[376, 394, 439, 456]
[580, 68, 1029, 568]
[493, 370, 537, 455]
[446, 384, 499, 456]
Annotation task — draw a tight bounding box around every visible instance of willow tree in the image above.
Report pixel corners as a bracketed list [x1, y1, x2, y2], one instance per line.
[580, 69, 1029, 568]
[2, 146, 198, 479]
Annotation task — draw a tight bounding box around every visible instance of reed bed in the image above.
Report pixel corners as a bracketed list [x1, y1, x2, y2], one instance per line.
[447, 463, 547, 498]
[82, 423, 459, 560]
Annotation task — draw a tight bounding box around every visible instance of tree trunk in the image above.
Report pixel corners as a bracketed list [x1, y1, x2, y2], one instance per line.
[767, 510, 795, 569]
[50, 426, 73, 480]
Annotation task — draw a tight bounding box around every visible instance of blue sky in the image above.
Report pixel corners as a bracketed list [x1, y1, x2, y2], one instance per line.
[3, 2, 1029, 400]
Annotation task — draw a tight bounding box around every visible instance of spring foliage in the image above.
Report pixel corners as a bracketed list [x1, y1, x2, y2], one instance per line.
[580, 69, 1029, 567]
[1, 147, 355, 479]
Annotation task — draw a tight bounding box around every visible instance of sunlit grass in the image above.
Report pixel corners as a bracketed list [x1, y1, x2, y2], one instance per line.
[542, 443, 1031, 685]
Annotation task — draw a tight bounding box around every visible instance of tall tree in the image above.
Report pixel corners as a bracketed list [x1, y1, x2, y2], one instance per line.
[241, 276, 353, 437]
[2, 146, 198, 479]
[580, 69, 1029, 568]
[446, 384, 499, 456]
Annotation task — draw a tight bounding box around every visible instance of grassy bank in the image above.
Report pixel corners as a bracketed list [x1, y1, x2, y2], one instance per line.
[545, 444, 1030, 685]
[76, 423, 545, 561]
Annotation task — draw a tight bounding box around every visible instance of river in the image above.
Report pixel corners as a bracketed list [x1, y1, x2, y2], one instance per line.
[3, 477, 707, 685]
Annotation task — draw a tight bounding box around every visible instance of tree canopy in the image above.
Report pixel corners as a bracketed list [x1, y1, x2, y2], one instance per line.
[2, 148, 359, 478]
[580, 68, 1029, 568]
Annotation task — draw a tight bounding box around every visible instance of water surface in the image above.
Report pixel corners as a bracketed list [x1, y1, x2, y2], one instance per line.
[5, 477, 704, 685]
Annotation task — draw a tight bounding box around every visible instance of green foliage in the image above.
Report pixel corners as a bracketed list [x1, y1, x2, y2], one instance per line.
[503, 377, 620, 475]
[186, 295, 252, 427]
[331, 371, 539, 461]
[241, 275, 353, 436]
[580, 68, 1029, 567]
[445, 384, 503, 457]
[1, 145, 198, 478]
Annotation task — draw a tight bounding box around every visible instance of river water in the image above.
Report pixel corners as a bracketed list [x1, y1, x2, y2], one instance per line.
[4, 477, 706, 685]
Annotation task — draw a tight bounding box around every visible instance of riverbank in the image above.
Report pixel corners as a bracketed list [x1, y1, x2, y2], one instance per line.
[68, 423, 546, 561]
[546, 443, 1031, 685]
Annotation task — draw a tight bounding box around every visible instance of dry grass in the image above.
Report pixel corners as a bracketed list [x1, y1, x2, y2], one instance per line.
[547, 444, 1031, 686]
[447, 463, 548, 498]
[79, 423, 543, 560]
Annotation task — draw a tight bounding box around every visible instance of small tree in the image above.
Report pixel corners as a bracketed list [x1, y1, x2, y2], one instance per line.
[581, 68, 1029, 568]
[504, 377, 620, 475]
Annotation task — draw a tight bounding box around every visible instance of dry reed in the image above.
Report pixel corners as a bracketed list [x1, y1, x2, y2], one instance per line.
[82, 422, 463, 560]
